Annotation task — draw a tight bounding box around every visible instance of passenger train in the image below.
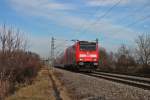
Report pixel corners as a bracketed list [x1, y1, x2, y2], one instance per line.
[55, 40, 99, 71]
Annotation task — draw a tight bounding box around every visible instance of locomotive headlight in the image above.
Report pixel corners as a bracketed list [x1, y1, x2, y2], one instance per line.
[80, 58, 83, 61]
[93, 58, 97, 61]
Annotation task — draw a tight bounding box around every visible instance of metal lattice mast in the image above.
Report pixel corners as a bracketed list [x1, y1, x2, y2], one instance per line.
[50, 37, 55, 67]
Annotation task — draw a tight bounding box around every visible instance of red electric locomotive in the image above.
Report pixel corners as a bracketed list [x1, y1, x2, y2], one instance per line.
[55, 39, 99, 71]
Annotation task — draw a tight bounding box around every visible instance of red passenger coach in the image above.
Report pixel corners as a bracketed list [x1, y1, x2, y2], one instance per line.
[55, 40, 99, 71]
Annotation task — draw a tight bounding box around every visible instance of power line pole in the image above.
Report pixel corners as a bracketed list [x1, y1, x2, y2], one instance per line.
[50, 37, 55, 67]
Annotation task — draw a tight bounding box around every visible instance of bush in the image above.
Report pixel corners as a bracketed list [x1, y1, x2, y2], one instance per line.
[0, 51, 42, 98]
[0, 24, 42, 98]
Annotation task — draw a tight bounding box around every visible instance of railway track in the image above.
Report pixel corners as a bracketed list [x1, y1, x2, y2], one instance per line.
[84, 71, 150, 90]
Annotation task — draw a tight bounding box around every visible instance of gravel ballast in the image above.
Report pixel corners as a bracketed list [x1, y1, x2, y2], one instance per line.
[54, 68, 150, 100]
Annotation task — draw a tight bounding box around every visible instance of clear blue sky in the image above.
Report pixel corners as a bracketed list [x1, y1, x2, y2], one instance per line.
[0, 0, 150, 57]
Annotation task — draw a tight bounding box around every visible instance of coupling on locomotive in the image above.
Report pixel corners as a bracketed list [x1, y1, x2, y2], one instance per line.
[55, 39, 99, 71]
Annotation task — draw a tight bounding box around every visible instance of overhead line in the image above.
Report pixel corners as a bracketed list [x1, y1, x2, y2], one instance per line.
[112, 15, 150, 36]
[76, 0, 104, 34]
[92, 0, 122, 25]
[81, 0, 122, 33]
[119, 2, 150, 24]
[126, 14, 150, 27]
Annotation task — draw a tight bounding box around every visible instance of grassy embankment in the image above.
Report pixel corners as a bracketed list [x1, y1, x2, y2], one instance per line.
[6, 68, 55, 100]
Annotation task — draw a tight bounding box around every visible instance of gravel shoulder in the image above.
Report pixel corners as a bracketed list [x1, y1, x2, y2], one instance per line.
[54, 68, 150, 100]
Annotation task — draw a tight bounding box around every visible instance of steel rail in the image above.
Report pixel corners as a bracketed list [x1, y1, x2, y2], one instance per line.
[94, 71, 150, 84]
[84, 71, 150, 90]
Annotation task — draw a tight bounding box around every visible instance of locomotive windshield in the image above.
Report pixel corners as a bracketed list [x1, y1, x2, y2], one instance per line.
[79, 42, 96, 51]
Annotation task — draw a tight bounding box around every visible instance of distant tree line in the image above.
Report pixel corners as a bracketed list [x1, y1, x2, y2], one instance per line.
[98, 34, 150, 75]
[0, 24, 42, 99]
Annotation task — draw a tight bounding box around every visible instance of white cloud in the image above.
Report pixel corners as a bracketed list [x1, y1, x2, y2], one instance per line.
[43, 3, 74, 10]
[8, 0, 145, 34]
[86, 0, 130, 6]
[9, 0, 141, 41]
[10, 0, 75, 12]
[28, 36, 50, 58]
[8, 0, 149, 57]
[86, 0, 149, 7]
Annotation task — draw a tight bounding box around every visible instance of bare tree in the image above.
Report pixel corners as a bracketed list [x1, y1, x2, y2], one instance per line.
[0, 24, 27, 54]
[117, 44, 129, 65]
[0, 24, 42, 99]
[117, 44, 130, 57]
[0, 24, 7, 53]
[135, 34, 150, 66]
[99, 47, 108, 66]
[115, 44, 136, 73]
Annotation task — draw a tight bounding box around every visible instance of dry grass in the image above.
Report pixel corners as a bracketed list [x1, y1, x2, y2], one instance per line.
[5, 68, 55, 100]
[52, 70, 71, 100]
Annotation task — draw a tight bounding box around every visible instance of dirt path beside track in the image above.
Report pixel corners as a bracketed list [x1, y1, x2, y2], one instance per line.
[6, 67, 71, 100]
[48, 68, 71, 100]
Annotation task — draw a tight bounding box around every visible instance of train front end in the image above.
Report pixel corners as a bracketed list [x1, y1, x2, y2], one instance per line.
[76, 41, 99, 71]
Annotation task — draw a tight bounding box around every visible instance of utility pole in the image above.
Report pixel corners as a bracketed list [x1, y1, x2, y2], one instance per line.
[50, 37, 55, 67]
